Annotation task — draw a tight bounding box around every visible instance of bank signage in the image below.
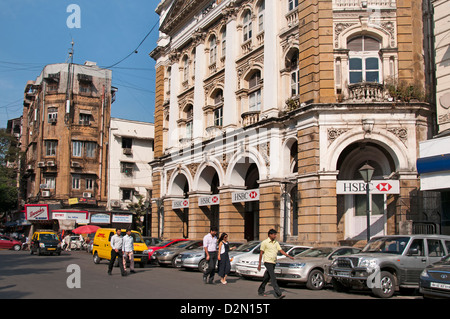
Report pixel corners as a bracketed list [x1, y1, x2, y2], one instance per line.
[336, 180, 400, 195]
[198, 195, 220, 207]
[232, 189, 260, 203]
[25, 204, 50, 221]
[172, 199, 189, 209]
[112, 214, 132, 223]
[90, 213, 110, 224]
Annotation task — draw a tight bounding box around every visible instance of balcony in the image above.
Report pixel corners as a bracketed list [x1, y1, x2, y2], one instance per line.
[205, 125, 222, 139]
[333, 0, 396, 10]
[241, 111, 260, 127]
[346, 82, 387, 102]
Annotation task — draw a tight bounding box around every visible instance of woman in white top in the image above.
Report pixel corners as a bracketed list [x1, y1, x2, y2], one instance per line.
[217, 233, 231, 284]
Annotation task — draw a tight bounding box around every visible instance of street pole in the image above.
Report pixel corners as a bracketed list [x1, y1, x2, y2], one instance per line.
[366, 181, 371, 242]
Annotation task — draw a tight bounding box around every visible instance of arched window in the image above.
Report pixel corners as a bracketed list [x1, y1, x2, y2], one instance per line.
[243, 10, 252, 42]
[286, 49, 300, 96]
[347, 36, 381, 84]
[258, 0, 265, 33]
[209, 35, 217, 65]
[221, 27, 227, 58]
[183, 55, 189, 82]
[183, 104, 193, 139]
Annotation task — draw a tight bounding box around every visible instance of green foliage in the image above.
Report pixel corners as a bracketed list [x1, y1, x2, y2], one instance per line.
[127, 194, 147, 234]
[0, 128, 19, 215]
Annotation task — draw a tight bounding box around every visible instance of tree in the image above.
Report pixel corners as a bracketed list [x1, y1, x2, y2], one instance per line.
[127, 195, 147, 235]
[0, 128, 19, 220]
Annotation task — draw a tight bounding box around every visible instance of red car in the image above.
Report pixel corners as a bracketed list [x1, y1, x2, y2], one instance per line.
[0, 235, 22, 251]
[148, 239, 188, 262]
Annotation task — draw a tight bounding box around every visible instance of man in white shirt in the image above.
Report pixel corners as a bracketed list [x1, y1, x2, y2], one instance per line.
[108, 228, 125, 276]
[202, 227, 218, 284]
[122, 228, 135, 274]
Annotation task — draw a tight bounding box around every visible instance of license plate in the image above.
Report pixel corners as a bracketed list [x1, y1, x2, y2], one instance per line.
[336, 271, 351, 277]
[274, 268, 282, 274]
[47, 248, 56, 251]
[431, 282, 450, 290]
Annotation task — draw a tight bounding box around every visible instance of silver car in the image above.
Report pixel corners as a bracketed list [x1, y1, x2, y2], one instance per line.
[175, 241, 244, 272]
[154, 240, 203, 267]
[275, 246, 361, 290]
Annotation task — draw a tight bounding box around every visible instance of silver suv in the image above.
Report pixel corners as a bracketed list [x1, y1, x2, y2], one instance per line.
[328, 235, 450, 298]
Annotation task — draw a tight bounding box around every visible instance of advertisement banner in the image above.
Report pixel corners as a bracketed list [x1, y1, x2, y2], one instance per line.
[25, 204, 50, 221]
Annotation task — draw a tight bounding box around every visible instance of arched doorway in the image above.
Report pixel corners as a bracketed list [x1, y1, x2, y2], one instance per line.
[197, 165, 221, 230]
[171, 173, 190, 239]
[337, 141, 396, 240]
[244, 163, 260, 241]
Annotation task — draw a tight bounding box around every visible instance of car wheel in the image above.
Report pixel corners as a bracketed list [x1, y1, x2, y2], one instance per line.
[372, 271, 395, 298]
[306, 269, 325, 290]
[198, 259, 208, 273]
[37, 248, 41, 256]
[13, 244, 21, 251]
[171, 257, 178, 268]
[93, 252, 101, 264]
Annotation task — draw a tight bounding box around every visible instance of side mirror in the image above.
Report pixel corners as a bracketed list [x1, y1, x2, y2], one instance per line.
[407, 248, 419, 256]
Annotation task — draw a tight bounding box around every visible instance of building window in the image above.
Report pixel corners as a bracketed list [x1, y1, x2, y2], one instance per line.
[121, 162, 134, 176]
[221, 28, 227, 57]
[243, 10, 252, 42]
[44, 176, 56, 189]
[248, 71, 262, 111]
[348, 36, 381, 84]
[122, 137, 132, 149]
[45, 140, 58, 157]
[79, 113, 91, 125]
[72, 174, 81, 190]
[48, 107, 58, 124]
[209, 35, 217, 65]
[186, 121, 193, 139]
[121, 188, 133, 201]
[258, 0, 265, 33]
[72, 141, 83, 157]
[214, 107, 223, 127]
[85, 142, 96, 158]
[183, 56, 189, 82]
[85, 178, 94, 191]
[289, 52, 300, 96]
[288, 0, 299, 11]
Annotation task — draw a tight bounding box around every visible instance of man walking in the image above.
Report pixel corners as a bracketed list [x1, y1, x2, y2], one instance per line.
[108, 228, 126, 276]
[202, 226, 218, 284]
[122, 228, 135, 274]
[257, 229, 294, 299]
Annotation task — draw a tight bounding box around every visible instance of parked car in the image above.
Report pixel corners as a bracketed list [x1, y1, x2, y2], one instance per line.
[328, 235, 450, 298]
[229, 241, 262, 273]
[420, 254, 450, 299]
[143, 236, 162, 247]
[275, 246, 361, 290]
[30, 230, 62, 256]
[0, 235, 22, 251]
[148, 238, 188, 262]
[236, 245, 311, 279]
[70, 235, 83, 250]
[175, 242, 244, 272]
[155, 240, 203, 267]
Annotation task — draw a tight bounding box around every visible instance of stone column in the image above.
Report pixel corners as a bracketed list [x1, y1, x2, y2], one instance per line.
[218, 186, 246, 241]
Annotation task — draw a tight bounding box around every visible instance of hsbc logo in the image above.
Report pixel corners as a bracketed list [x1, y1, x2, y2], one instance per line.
[232, 189, 260, 203]
[198, 195, 220, 207]
[376, 183, 392, 192]
[337, 180, 399, 195]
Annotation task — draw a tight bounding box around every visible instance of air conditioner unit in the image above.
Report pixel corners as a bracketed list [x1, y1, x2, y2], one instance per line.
[123, 148, 133, 155]
[110, 200, 121, 208]
[83, 192, 92, 198]
[46, 161, 56, 167]
[26, 165, 33, 171]
[38, 162, 45, 168]
[71, 161, 81, 168]
[41, 191, 51, 197]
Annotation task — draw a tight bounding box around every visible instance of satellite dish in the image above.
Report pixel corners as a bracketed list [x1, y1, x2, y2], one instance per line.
[440, 92, 450, 109]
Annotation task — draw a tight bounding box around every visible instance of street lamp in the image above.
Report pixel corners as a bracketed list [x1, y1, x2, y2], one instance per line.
[359, 163, 375, 242]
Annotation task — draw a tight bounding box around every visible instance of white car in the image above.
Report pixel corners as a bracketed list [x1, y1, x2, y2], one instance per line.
[236, 245, 311, 279]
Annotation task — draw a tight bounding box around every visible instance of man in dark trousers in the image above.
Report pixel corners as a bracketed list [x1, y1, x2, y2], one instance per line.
[202, 227, 218, 284]
[108, 228, 126, 276]
[257, 229, 294, 299]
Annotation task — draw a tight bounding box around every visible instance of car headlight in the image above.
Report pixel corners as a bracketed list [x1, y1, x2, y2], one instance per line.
[420, 269, 429, 278]
[161, 251, 173, 256]
[142, 250, 149, 255]
[194, 254, 203, 258]
[249, 261, 259, 265]
[148, 249, 153, 253]
[39, 243, 45, 248]
[359, 258, 379, 270]
[57, 243, 61, 248]
[288, 263, 306, 268]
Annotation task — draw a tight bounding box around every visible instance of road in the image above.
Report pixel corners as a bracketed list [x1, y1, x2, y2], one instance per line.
[0, 249, 421, 301]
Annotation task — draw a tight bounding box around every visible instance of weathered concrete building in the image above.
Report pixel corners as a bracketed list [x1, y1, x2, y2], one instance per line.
[149, 0, 437, 246]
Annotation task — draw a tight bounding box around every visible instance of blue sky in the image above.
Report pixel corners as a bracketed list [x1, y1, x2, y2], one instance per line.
[0, 0, 160, 128]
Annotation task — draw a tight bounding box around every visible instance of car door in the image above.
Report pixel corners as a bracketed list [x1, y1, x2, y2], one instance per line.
[426, 238, 446, 265]
[0, 236, 8, 249]
[402, 238, 428, 285]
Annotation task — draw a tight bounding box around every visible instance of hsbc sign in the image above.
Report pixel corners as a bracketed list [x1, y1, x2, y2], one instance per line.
[198, 195, 220, 207]
[172, 199, 189, 209]
[232, 189, 260, 203]
[336, 180, 400, 195]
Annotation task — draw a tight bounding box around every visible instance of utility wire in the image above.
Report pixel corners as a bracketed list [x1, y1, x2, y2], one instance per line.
[103, 20, 159, 69]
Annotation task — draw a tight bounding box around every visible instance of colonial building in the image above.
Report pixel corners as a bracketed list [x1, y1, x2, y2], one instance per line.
[20, 61, 115, 230]
[150, 0, 437, 245]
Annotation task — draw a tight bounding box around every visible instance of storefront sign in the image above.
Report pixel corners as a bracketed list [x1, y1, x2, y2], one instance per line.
[231, 189, 260, 203]
[25, 204, 50, 221]
[90, 213, 110, 224]
[198, 195, 220, 207]
[112, 214, 132, 223]
[52, 210, 89, 221]
[172, 199, 189, 209]
[336, 180, 400, 195]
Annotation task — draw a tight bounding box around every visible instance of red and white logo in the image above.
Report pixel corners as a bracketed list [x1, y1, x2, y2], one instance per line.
[376, 183, 392, 192]
[249, 191, 258, 199]
[212, 196, 218, 203]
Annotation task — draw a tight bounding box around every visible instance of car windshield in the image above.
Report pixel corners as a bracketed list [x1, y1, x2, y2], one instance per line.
[296, 247, 333, 258]
[362, 237, 410, 254]
[235, 241, 260, 252]
[145, 238, 162, 246]
[155, 240, 175, 247]
[171, 241, 195, 248]
[40, 234, 58, 241]
[279, 245, 293, 256]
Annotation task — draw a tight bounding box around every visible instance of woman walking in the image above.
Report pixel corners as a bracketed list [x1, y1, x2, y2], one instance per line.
[217, 233, 231, 285]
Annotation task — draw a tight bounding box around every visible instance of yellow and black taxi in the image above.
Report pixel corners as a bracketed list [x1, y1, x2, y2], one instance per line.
[92, 228, 149, 267]
[30, 230, 62, 256]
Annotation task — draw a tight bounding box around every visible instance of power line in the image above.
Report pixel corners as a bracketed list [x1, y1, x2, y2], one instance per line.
[103, 20, 159, 69]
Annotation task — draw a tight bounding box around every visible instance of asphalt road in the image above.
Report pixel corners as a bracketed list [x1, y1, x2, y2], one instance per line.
[0, 249, 421, 301]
